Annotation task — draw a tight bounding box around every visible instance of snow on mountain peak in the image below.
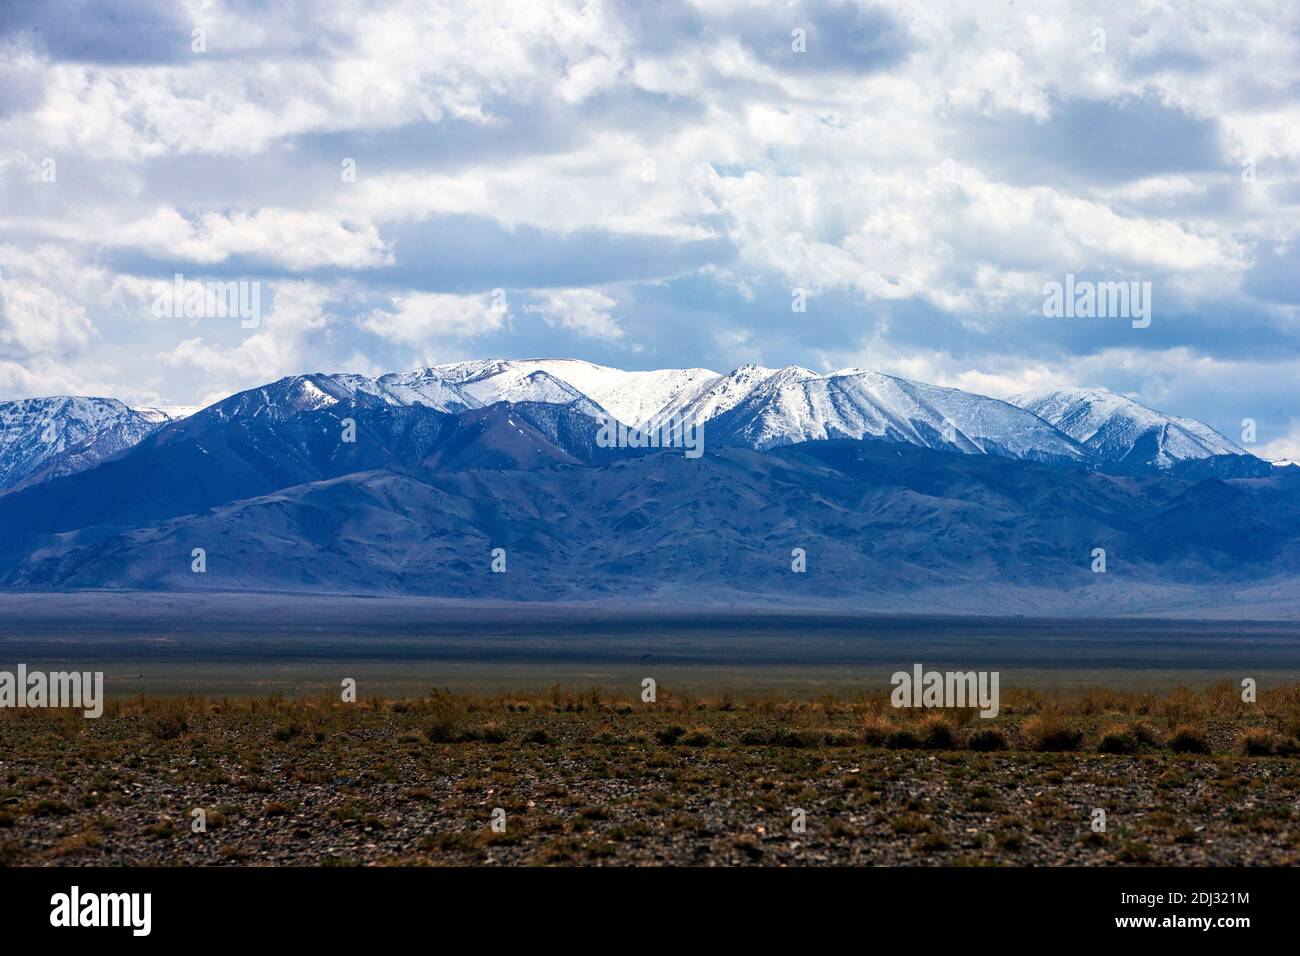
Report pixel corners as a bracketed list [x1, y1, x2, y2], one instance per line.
[0, 364, 1262, 491]
[0, 396, 167, 490]
[706, 367, 1087, 461]
[132, 405, 202, 424]
[1010, 386, 1245, 467]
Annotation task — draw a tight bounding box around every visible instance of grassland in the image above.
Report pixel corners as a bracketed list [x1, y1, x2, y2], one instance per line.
[3, 681, 1300, 866]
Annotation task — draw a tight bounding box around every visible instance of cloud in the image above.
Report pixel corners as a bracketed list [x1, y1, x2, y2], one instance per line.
[735, 1, 913, 75]
[0, 0, 1294, 443]
[161, 280, 332, 388]
[525, 289, 623, 340]
[955, 95, 1225, 186]
[0, 0, 192, 65]
[0, 244, 98, 358]
[107, 208, 391, 270]
[0, 273, 94, 358]
[360, 291, 508, 346]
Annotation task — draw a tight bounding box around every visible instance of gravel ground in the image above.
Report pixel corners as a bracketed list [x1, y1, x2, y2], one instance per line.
[2, 703, 1298, 866]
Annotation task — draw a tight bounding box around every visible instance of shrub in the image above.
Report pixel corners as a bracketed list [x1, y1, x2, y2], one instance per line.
[891, 813, 934, 834]
[654, 725, 685, 746]
[884, 729, 922, 750]
[862, 716, 891, 747]
[771, 728, 822, 748]
[1097, 727, 1138, 754]
[521, 728, 550, 745]
[1117, 842, 1153, 863]
[272, 721, 303, 743]
[1169, 726, 1211, 755]
[425, 718, 458, 743]
[32, 799, 72, 817]
[424, 691, 460, 743]
[1240, 730, 1277, 756]
[1025, 716, 1083, 752]
[967, 728, 1008, 752]
[995, 831, 1023, 852]
[1132, 723, 1162, 748]
[681, 729, 712, 747]
[150, 712, 188, 741]
[918, 831, 951, 851]
[921, 719, 958, 750]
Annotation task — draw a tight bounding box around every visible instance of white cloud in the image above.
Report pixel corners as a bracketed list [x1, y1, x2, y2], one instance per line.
[0, 0, 1295, 428]
[0, 245, 98, 357]
[109, 207, 391, 270]
[525, 288, 622, 340]
[0, 276, 94, 357]
[161, 281, 332, 386]
[361, 291, 508, 345]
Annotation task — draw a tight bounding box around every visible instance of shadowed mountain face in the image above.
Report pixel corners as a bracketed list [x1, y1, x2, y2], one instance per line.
[0, 368, 1292, 614]
[0, 386, 628, 549]
[2, 363, 1260, 500]
[0, 393, 1296, 612]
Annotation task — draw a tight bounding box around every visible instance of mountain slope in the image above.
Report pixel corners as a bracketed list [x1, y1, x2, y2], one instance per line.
[702, 368, 1089, 463]
[4, 441, 1295, 608]
[0, 376, 624, 562]
[132, 405, 202, 424]
[1011, 387, 1246, 469]
[0, 396, 168, 492]
[4, 364, 1264, 486]
[415, 359, 721, 429]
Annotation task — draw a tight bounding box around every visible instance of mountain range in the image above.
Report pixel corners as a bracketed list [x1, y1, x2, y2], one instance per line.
[0, 359, 1294, 615]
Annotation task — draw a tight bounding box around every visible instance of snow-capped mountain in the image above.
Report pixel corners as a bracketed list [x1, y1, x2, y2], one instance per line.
[0, 363, 1262, 497]
[665, 365, 1086, 463]
[132, 405, 202, 425]
[375, 360, 1092, 463]
[505, 359, 721, 428]
[656, 363, 788, 428]
[1010, 387, 1246, 469]
[403, 361, 597, 409]
[0, 365, 1292, 611]
[398, 359, 1090, 464]
[0, 396, 170, 491]
[403, 358, 721, 427]
[188, 372, 474, 429]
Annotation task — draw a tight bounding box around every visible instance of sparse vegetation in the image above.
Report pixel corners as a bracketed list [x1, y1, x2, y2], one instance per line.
[1, 681, 1298, 865]
[1169, 726, 1212, 755]
[1098, 726, 1139, 754]
[967, 728, 1008, 752]
[1024, 716, 1084, 753]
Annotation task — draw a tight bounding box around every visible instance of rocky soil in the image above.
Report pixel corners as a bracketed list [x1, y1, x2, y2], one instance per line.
[2, 693, 1298, 866]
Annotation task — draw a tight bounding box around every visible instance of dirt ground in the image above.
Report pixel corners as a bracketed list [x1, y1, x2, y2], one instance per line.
[2, 685, 1299, 866]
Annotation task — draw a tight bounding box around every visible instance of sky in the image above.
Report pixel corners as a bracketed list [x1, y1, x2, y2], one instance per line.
[0, 0, 1298, 457]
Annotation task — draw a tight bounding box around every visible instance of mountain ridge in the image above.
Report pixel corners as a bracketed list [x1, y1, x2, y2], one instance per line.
[1, 360, 1256, 493]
